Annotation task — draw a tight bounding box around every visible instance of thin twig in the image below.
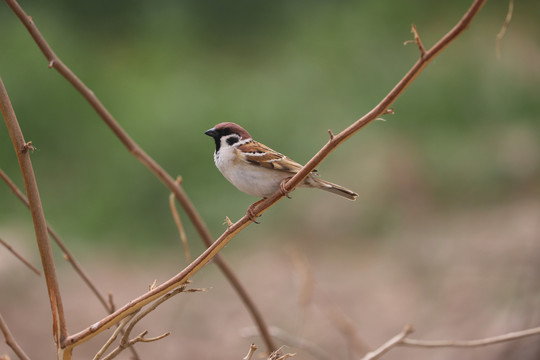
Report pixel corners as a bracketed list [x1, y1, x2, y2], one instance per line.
[101, 330, 170, 360]
[361, 325, 540, 360]
[93, 314, 136, 360]
[0, 236, 41, 275]
[0, 312, 31, 360]
[361, 326, 413, 360]
[0, 77, 68, 358]
[410, 24, 426, 57]
[241, 326, 331, 360]
[0, 169, 145, 359]
[99, 286, 199, 360]
[169, 177, 191, 263]
[496, 0, 514, 59]
[6, 0, 486, 352]
[4, 0, 276, 352]
[243, 344, 257, 360]
[402, 325, 540, 348]
[66, 0, 484, 348]
[0, 168, 112, 313]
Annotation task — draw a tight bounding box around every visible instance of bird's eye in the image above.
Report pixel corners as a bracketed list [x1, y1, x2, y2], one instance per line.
[227, 136, 239, 146]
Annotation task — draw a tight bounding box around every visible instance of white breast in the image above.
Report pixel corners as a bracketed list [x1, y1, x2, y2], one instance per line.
[214, 144, 289, 198]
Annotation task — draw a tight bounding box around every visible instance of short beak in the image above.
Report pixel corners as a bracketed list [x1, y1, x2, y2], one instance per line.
[204, 128, 218, 138]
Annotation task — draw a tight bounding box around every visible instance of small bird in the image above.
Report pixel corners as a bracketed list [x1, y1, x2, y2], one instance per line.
[204, 123, 358, 210]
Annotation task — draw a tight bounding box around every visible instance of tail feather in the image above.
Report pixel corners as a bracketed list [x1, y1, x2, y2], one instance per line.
[311, 178, 358, 201]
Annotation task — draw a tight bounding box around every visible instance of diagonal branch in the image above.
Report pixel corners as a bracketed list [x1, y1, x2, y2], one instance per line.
[362, 325, 540, 360]
[5, 0, 487, 353]
[401, 325, 540, 348]
[0, 77, 68, 358]
[0, 312, 31, 360]
[0, 168, 110, 311]
[4, 0, 276, 352]
[0, 236, 41, 275]
[0, 168, 141, 360]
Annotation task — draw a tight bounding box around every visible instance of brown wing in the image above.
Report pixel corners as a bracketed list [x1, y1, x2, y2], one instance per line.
[237, 140, 305, 173]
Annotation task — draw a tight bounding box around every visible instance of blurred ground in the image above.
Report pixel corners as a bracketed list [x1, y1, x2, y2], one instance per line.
[1, 196, 540, 359]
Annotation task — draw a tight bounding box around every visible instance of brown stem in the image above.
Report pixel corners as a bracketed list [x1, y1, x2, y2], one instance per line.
[6, 0, 487, 353]
[0, 168, 111, 312]
[0, 236, 41, 275]
[5, 0, 276, 352]
[0, 168, 140, 359]
[0, 312, 31, 360]
[0, 77, 68, 357]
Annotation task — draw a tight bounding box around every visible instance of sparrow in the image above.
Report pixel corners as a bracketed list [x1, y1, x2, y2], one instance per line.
[204, 123, 358, 211]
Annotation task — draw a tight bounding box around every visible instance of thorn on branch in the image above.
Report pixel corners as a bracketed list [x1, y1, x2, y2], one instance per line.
[48, 59, 55, 68]
[404, 24, 426, 58]
[243, 343, 257, 360]
[328, 129, 335, 140]
[224, 216, 233, 229]
[21, 141, 36, 153]
[385, 108, 395, 115]
[108, 293, 116, 313]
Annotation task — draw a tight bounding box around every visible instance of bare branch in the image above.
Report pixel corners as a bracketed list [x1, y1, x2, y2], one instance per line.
[169, 176, 191, 263]
[0, 236, 41, 275]
[361, 326, 414, 360]
[0, 78, 68, 356]
[5, 0, 486, 355]
[0, 312, 31, 360]
[496, 0, 514, 59]
[4, 0, 276, 351]
[402, 325, 540, 348]
[362, 325, 540, 360]
[93, 314, 136, 360]
[100, 330, 169, 360]
[410, 24, 426, 57]
[0, 168, 112, 313]
[97, 286, 201, 360]
[243, 344, 257, 360]
[241, 326, 331, 360]
[268, 347, 296, 360]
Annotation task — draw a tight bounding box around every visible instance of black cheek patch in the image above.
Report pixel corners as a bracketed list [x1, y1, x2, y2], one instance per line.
[227, 136, 239, 146]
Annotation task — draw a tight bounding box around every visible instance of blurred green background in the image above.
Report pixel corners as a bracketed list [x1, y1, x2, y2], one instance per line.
[1, 0, 539, 250]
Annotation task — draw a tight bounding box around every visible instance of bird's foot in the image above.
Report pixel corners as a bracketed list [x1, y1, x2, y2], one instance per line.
[279, 177, 293, 199]
[247, 199, 264, 224]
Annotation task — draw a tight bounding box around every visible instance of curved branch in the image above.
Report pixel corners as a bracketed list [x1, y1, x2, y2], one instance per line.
[0, 168, 110, 311]
[5, 0, 487, 353]
[362, 325, 540, 360]
[402, 326, 540, 348]
[4, 0, 276, 352]
[0, 312, 31, 360]
[0, 236, 41, 275]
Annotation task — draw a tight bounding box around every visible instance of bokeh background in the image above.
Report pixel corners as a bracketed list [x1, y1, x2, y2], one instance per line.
[1, 0, 539, 359]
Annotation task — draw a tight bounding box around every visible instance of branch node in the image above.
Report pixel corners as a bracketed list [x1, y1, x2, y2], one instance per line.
[243, 343, 258, 360]
[21, 141, 36, 153]
[328, 129, 335, 140]
[224, 216, 234, 229]
[404, 24, 426, 57]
